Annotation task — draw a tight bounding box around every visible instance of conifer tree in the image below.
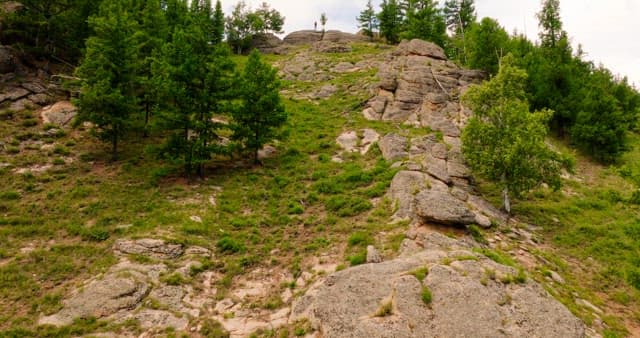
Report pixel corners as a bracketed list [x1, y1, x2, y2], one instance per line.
[232, 50, 286, 164]
[378, 0, 402, 44]
[401, 0, 448, 48]
[464, 17, 509, 75]
[153, 11, 235, 177]
[357, 0, 379, 40]
[75, 0, 138, 161]
[443, 0, 476, 34]
[212, 0, 225, 44]
[537, 0, 563, 49]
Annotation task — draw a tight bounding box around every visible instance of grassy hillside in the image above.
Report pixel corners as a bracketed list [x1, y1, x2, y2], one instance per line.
[0, 43, 638, 337]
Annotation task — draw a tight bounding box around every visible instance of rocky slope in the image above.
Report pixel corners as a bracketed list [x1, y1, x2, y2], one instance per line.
[0, 33, 591, 337]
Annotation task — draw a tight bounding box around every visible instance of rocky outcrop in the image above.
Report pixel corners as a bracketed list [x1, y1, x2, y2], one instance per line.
[312, 41, 352, 53]
[291, 232, 585, 338]
[282, 30, 367, 47]
[250, 33, 287, 54]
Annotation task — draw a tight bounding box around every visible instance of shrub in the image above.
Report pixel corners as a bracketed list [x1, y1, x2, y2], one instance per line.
[348, 252, 366, 266]
[347, 231, 372, 247]
[325, 195, 372, 217]
[0, 191, 20, 200]
[216, 237, 245, 254]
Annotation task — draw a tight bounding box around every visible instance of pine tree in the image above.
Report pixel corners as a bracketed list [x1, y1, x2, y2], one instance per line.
[232, 50, 287, 164]
[378, 0, 402, 44]
[357, 0, 378, 40]
[464, 18, 509, 75]
[461, 55, 572, 213]
[75, 0, 138, 161]
[443, 0, 476, 34]
[401, 0, 448, 48]
[132, 0, 168, 137]
[212, 0, 225, 44]
[320, 13, 328, 33]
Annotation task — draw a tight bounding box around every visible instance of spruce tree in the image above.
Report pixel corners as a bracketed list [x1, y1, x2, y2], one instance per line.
[75, 0, 138, 161]
[232, 50, 287, 164]
[443, 0, 476, 34]
[357, 0, 379, 40]
[464, 18, 509, 75]
[537, 0, 563, 49]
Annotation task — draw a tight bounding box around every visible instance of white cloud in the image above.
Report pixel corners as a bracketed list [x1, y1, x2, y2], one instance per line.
[221, 0, 639, 85]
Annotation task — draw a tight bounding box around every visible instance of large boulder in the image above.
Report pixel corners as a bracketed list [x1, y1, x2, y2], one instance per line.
[250, 33, 284, 54]
[291, 232, 586, 338]
[397, 39, 447, 60]
[39, 275, 149, 326]
[378, 133, 409, 161]
[40, 101, 77, 127]
[414, 190, 476, 226]
[283, 30, 323, 45]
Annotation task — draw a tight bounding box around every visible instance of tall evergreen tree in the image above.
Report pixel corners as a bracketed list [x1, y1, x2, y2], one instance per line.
[132, 0, 168, 137]
[401, 0, 448, 48]
[378, 0, 403, 44]
[75, 0, 138, 160]
[464, 18, 509, 75]
[212, 0, 225, 44]
[357, 0, 379, 40]
[153, 12, 235, 177]
[232, 50, 286, 164]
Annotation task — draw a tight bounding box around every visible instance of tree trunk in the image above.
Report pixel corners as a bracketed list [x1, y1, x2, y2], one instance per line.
[254, 148, 259, 165]
[143, 101, 150, 138]
[502, 187, 511, 215]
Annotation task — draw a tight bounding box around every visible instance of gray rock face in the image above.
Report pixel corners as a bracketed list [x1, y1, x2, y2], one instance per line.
[292, 233, 585, 338]
[378, 133, 408, 161]
[322, 30, 367, 43]
[414, 190, 476, 226]
[114, 238, 184, 259]
[366, 245, 382, 263]
[39, 276, 149, 326]
[40, 101, 77, 127]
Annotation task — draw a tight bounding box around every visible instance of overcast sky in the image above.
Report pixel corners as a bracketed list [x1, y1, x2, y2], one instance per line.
[225, 0, 639, 86]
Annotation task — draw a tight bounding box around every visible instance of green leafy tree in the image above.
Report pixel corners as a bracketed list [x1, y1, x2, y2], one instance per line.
[378, 0, 402, 44]
[357, 0, 378, 39]
[75, 0, 138, 160]
[465, 18, 509, 75]
[461, 55, 572, 214]
[401, 0, 448, 48]
[153, 14, 235, 177]
[226, 1, 284, 54]
[232, 50, 287, 164]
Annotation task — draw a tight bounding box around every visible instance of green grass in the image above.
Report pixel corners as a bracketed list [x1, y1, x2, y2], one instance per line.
[421, 286, 432, 305]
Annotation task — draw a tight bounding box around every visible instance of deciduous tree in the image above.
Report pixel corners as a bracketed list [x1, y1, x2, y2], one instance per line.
[461, 55, 572, 213]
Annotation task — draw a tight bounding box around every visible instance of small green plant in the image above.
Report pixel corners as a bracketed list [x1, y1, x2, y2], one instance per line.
[468, 225, 488, 245]
[348, 231, 372, 247]
[199, 318, 230, 338]
[162, 272, 187, 285]
[22, 119, 38, 127]
[6, 146, 20, 154]
[0, 191, 20, 200]
[411, 267, 429, 282]
[348, 252, 366, 266]
[52, 158, 65, 165]
[421, 286, 432, 305]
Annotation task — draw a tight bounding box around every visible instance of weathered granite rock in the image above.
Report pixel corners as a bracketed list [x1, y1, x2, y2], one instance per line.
[292, 232, 585, 338]
[283, 30, 323, 45]
[114, 238, 184, 259]
[414, 190, 477, 226]
[313, 41, 352, 53]
[39, 276, 149, 326]
[250, 33, 284, 54]
[378, 133, 408, 161]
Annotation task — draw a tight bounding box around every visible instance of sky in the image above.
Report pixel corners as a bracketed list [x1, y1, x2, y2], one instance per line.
[224, 0, 640, 86]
